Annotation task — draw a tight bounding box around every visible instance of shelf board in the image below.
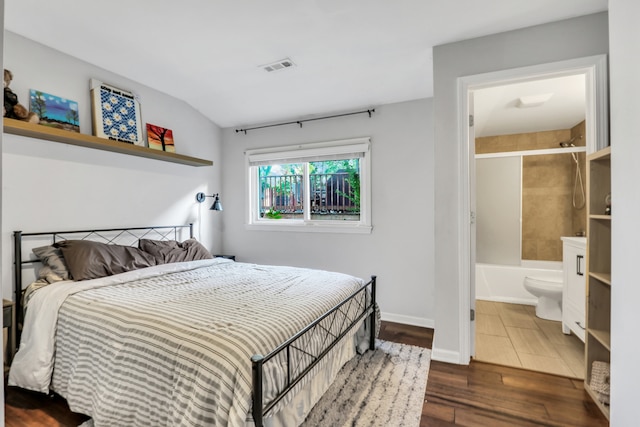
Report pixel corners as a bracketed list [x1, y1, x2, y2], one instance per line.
[3, 118, 213, 167]
[589, 214, 611, 220]
[589, 272, 611, 286]
[588, 328, 611, 350]
[587, 145, 611, 162]
[584, 385, 610, 420]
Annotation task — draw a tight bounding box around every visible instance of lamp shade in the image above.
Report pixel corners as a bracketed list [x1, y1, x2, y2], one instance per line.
[211, 195, 223, 211]
[196, 192, 223, 211]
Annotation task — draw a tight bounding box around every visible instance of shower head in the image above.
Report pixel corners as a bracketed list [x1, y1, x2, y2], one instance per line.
[559, 135, 583, 148]
[559, 139, 580, 164]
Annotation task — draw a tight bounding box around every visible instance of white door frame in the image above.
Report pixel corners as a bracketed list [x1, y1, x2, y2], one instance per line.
[456, 54, 608, 363]
[467, 89, 476, 358]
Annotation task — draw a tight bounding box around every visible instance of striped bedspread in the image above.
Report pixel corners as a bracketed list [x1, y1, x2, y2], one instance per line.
[9, 258, 368, 427]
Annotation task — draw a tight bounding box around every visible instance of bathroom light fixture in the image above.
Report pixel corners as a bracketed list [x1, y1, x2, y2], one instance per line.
[196, 192, 223, 211]
[516, 93, 554, 108]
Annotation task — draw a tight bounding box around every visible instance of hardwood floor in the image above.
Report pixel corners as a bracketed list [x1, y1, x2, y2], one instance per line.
[5, 389, 88, 427]
[5, 321, 608, 426]
[378, 321, 608, 427]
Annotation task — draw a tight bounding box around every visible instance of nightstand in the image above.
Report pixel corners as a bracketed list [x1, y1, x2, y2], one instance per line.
[3, 299, 15, 365]
[214, 255, 236, 261]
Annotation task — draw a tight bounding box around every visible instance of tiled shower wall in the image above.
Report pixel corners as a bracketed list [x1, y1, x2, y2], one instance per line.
[570, 121, 587, 239]
[476, 121, 587, 261]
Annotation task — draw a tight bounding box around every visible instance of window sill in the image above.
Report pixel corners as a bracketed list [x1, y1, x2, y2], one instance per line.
[245, 222, 372, 234]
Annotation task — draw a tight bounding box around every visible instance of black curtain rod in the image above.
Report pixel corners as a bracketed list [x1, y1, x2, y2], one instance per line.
[235, 108, 375, 134]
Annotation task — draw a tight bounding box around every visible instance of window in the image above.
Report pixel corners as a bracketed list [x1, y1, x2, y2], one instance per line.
[246, 138, 372, 233]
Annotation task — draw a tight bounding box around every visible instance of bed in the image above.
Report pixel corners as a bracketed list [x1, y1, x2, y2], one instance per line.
[8, 224, 377, 427]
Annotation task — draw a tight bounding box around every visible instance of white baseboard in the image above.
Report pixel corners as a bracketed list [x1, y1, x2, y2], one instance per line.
[381, 314, 466, 365]
[431, 347, 465, 364]
[476, 296, 536, 306]
[380, 312, 434, 328]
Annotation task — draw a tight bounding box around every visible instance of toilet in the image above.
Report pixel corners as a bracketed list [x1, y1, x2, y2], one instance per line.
[523, 276, 563, 321]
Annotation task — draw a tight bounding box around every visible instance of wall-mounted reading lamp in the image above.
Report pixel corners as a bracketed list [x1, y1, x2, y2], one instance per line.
[196, 192, 223, 211]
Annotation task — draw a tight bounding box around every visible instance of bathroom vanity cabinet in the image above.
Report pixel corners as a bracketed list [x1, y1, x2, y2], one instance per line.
[561, 237, 586, 343]
[585, 146, 611, 420]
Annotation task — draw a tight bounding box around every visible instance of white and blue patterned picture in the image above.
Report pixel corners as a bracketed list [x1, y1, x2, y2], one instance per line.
[90, 80, 143, 145]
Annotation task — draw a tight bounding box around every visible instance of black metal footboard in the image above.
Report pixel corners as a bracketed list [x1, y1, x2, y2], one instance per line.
[251, 275, 377, 427]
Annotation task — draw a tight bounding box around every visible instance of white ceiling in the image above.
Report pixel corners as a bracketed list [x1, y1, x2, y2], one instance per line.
[5, 0, 607, 129]
[474, 74, 587, 137]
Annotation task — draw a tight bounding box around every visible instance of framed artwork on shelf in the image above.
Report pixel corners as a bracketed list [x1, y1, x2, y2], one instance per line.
[29, 89, 80, 132]
[90, 79, 143, 145]
[146, 123, 175, 152]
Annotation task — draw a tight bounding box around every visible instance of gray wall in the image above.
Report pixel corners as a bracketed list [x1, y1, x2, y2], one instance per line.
[609, 1, 639, 424]
[2, 32, 223, 298]
[432, 13, 609, 361]
[221, 99, 434, 325]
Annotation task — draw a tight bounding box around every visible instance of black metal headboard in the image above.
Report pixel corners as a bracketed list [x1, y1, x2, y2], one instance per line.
[13, 224, 194, 333]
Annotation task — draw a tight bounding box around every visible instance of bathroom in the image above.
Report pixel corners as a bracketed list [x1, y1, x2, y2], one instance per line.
[472, 74, 587, 378]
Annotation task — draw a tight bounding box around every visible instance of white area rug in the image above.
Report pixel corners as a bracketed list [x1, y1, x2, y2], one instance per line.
[301, 340, 431, 427]
[78, 340, 430, 427]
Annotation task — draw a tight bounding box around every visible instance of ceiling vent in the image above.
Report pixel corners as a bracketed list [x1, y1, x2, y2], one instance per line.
[261, 58, 296, 73]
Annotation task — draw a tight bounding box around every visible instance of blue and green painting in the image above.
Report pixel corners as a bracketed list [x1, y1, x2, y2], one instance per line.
[29, 89, 80, 132]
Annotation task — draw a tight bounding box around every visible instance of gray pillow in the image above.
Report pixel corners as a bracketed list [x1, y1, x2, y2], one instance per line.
[32, 245, 72, 280]
[139, 238, 212, 264]
[55, 240, 159, 281]
[37, 265, 65, 283]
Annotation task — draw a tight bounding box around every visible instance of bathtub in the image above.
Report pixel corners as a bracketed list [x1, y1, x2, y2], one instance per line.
[475, 261, 563, 305]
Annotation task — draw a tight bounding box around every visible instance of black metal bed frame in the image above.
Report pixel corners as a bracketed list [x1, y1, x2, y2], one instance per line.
[13, 224, 194, 333]
[12, 224, 377, 427]
[252, 275, 376, 426]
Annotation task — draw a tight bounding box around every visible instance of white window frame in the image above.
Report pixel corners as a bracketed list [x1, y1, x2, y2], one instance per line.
[245, 137, 372, 234]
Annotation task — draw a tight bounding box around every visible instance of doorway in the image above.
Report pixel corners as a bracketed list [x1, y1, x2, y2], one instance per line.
[456, 55, 609, 366]
[472, 75, 588, 377]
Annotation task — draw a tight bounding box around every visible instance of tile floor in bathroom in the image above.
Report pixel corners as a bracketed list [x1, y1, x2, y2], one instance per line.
[474, 300, 585, 379]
